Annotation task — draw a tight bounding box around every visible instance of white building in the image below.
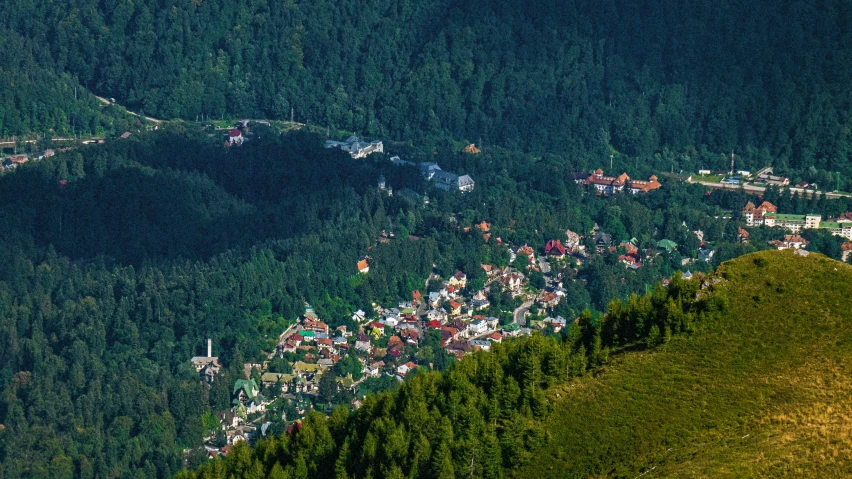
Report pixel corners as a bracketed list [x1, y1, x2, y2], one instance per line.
[325, 136, 384, 159]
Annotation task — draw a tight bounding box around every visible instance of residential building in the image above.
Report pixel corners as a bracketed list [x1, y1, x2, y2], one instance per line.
[191, 339, 221, 383]
[226, 128, 243, 146]
[544, 239, 567, 258]
[743, 201, 777, 226]
[593, 233, 612, 253]
[762, 213, 822, 233]
[233, 379, 265, 414]
[357, 259, 370, 274]
[355, 334, 371, 352]
[325, 135, 384, 159]
[755, 173, 790, 186]
[432, 170, 476, 192]
[769, 235, 810, 250]
[820, 222, 852, 240]
[463, 143, 481, 154]
[842, 242, 852, 262]
[470, 318, 488, 335]
[449, 271, 467, 288]
[697, 248, 715, 262]
[576, 169, 662, 194]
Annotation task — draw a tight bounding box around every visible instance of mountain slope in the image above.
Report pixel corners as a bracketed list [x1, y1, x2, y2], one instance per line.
[0, 29, 136, 138]
[182, 250, 852, 478]
[516, 250, 852, 478]
[4, 0, 852, 175]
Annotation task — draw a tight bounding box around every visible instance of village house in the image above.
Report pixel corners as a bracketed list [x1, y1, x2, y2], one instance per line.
[470, 339, 491, 351]
[448, 300, 463, 316]
[232, 379, 265, 415]
[469, 318, 488, 336]
[769, 235, 810, 250]
[357, 259, 370, 274]
[226, 128, 244, 146]
[499, 272, 525, 296]
[427, 308, 448, 323]
[10, 154, 28, 165]
[697, 248, 715, 262]
[355, 334, 371, 352]
[471, 290, 490, 310]
[593, 232, 612, 253]
[738, 227, 750, 244]
[302, 318, 329, 335]
[351, 309, 366, 322]
[449, 271, 468, 288]
[463, 143, 482, 154]
[428, 291, 442, 308]
[832, 212, 852, 223]
[539, 291, 560, 308]
[545, 239, 567, 258]
[842, 242, 852, 262]
[481, 264, 498, 278]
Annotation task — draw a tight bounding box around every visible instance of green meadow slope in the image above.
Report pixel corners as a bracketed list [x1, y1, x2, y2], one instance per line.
[517, 250, 852, 478]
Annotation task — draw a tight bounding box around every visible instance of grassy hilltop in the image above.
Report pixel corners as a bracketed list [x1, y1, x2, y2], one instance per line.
[518, 250, 852, 478]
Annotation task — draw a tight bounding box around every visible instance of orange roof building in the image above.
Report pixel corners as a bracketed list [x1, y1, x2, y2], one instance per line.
[463, 143, 482, 154]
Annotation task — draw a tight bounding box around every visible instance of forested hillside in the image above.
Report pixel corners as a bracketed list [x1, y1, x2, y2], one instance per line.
[180, 250, 852, 478]
[0, 29, 137, 138]
[4, 0, 852, 177]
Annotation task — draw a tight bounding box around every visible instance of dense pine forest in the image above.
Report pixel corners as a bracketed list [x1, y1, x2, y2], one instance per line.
[4, 0, 852, 181]
[2, 1, 852, 478]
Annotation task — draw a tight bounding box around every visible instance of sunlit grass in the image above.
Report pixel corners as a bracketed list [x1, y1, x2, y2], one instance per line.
[515, 250, 852, 478]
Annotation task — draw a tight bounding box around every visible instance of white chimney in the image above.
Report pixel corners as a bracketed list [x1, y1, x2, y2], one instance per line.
[207, 338, 212, 358]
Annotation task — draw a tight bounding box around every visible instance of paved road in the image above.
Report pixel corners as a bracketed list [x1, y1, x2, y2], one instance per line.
[267, 322, 300, 360]
[538, 256, 551, 274]
[688, 178, 850, 199]
[95, 95, 163, 124]
[513, 301, 533, 326]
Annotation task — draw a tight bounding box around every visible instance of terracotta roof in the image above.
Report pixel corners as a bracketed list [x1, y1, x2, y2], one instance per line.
[463, 144, 482, 154]
[357, 259, 369, 271]
[759, 201, 777, 213]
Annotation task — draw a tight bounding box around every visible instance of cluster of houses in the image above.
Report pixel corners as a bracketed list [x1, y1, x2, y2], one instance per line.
[325, 135, 384, 159]
[1, 149, 59, 170]
[573, 169, 662, 195]
[743, 201, 852, 240]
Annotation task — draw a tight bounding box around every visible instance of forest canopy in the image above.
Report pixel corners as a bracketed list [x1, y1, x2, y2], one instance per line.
[2, 0, 852, 181]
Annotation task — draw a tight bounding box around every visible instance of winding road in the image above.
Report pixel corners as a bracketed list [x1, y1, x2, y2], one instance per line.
[513, 301, 533, 326]
[95, 95, 163, 124]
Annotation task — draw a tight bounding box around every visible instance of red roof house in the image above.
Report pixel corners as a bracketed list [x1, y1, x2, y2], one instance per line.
[545, 239, 567, 257]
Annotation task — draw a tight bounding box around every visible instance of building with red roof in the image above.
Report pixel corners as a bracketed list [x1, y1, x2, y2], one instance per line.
[575, 169, 661, 195]
[227, 128, 243, 146]
[544, 239, 567, 257]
